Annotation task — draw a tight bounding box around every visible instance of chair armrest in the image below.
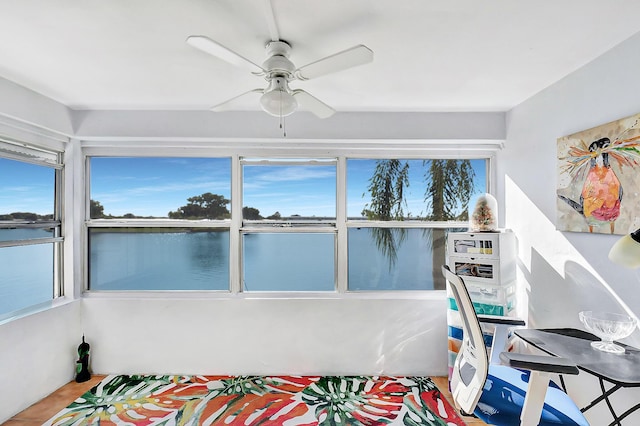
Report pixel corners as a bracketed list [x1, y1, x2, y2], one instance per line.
[478, 314, 526, 327]
[478, 315, 526, 365]
[500, 352, 579, 375]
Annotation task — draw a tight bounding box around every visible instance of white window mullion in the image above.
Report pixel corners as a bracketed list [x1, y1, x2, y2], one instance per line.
[229, 153, 242, 293]
[336, 156, 348, 293]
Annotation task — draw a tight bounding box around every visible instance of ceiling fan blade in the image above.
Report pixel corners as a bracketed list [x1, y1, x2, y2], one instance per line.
[186, 35, 264, 74]
[292, 90, 335, 118]
[211, 89, 263, 112]
[294, 45, 373, 81]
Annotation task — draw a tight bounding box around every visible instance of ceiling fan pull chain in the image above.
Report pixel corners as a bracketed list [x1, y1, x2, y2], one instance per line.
[279, 90, 283, 129]
[279, 89, 286, 137]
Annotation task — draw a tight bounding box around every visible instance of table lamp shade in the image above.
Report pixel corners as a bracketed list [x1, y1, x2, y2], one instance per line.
[609, 228, 640, 269]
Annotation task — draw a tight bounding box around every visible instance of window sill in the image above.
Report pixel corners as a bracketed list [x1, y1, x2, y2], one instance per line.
[0, 297, 78, 326]
[81, 290, 447, 301]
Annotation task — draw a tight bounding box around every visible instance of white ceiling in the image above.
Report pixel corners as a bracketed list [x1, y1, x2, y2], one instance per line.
[1, 0, 639, 113]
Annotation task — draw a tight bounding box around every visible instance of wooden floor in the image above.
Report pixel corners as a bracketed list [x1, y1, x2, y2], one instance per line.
[431, 376, 488, 425]
[1, 375, 105, 426]
[2, 376, 487, 425]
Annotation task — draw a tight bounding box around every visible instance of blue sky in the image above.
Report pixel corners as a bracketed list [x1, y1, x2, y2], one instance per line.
[1, 157, 487, 218]
[0, 159, 55, 215]
[91, 157, 230, 217]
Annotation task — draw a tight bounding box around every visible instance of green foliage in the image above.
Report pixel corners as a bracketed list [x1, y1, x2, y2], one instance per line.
[423, 159, 475, 221]
[168, 192, 230, 219]
[7, 212, 39, 221]
[267, 211, 282, 220]
[362, 159, 410, 220]
[0, 212, 54, 221]
[361, 160, 410, 267]
[90, 199, 105, 218]
[242, 206, 262, 220]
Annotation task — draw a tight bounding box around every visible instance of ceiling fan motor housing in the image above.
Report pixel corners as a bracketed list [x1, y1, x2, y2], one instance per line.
[262, 41, 295, 78]
[259, 41, 298, 116]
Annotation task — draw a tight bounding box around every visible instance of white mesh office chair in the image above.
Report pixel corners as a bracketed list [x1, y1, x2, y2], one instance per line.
[442, 265, 589, 426]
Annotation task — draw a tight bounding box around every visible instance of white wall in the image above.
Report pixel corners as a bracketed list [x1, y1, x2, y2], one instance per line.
[83, 297, 446, 376]
[0, 301, 81, 423]
[0, 77, 73, 136]
[500, 31, 640, 425]
[71, 110, 505, 140]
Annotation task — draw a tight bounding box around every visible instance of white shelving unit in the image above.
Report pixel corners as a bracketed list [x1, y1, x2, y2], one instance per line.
[447, 230, 517, 316]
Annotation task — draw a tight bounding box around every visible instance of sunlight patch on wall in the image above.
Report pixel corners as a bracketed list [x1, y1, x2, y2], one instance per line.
[504, 175, 634, 317]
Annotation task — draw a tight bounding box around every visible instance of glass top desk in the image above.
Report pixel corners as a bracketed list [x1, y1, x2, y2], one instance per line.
[514, 328, 640, 426]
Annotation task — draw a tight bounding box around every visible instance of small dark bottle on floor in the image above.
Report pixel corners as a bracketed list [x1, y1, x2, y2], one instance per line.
[75, 335, 91, 383]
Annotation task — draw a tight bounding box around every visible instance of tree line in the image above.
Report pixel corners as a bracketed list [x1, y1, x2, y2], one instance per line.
[90, 193, 281, 220]
[0, 212, 54, 221]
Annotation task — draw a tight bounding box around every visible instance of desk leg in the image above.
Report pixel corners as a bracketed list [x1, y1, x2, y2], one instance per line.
[608, 400, 640, 426]
[580, 379, 622, 425]
[599, 379, 623, 426]
[581, 381, 620, 413]
[558, 374, 567, 393]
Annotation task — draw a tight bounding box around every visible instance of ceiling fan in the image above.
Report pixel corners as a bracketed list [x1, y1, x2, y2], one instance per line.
[186, 0, 374, 119]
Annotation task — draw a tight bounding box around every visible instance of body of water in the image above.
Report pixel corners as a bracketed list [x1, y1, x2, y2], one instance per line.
[2, 228, 445, 315]
[1, 228, 55, 316]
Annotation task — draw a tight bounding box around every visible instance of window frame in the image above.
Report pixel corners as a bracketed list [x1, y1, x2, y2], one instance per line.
[82, 141, 497, 297]
[0, 140, 64, 318]
[85, 155, 233, 292]
[240, 156, 338, 292]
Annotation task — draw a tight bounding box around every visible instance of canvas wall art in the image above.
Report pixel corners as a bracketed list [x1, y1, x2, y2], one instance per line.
[557, 112, 640, 235]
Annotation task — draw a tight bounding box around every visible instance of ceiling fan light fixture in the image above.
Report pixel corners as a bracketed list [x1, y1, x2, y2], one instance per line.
[260, 77, 297, 117]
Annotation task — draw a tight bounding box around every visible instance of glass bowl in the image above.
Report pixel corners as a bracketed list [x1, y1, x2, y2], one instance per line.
[579, 311, 637, 354]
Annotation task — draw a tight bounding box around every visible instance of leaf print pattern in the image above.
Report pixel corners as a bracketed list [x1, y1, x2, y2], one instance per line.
[44, 375, 463, 426]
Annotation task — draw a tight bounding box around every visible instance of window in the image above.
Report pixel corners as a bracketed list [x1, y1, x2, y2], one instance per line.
[90, 157, 231, 220]
[241, 158, 336, 292]
[242, 232, 335, 291]
[85, 149, 490, 294]
[89, 228, 229, 291]
[348, 227, 448, 291]
[87, 157, 231, 291]
[346, 158, 487, 291]
[0, 145, 62, 318]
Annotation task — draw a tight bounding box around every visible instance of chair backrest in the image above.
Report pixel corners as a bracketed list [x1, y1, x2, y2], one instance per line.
[442, 264, 489, 415]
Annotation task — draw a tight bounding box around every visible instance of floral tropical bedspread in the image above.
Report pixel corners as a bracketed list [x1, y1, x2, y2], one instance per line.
[45, 374, 466, 425]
